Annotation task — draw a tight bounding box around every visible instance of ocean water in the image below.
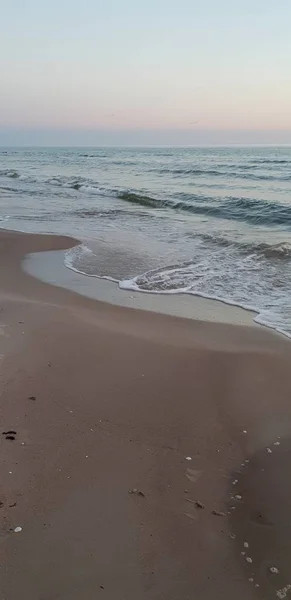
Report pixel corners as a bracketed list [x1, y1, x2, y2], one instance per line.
[1, 145, 291, 336]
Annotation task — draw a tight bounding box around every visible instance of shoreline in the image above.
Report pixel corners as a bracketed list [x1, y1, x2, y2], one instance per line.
[21, 230, 287, 338]
[3, 225, 257, 327]
[24, 246, 259, 328]
[1, 225, 287, 337]
[2, 228, 291, 599]
[2, 227, 285, 351]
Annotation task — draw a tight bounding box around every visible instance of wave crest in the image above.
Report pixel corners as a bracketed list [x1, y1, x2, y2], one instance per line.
[118, 190, 291, 227]
[117, 191, 160, 208]
[153, 167, 291, 181]
[199, 234, 291, 259]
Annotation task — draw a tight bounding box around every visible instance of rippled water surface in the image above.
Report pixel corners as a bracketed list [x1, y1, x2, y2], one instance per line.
[1, 146, 291, 335]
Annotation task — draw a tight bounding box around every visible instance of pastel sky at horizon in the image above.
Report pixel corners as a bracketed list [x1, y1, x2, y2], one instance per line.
[1, 0, 291, 145]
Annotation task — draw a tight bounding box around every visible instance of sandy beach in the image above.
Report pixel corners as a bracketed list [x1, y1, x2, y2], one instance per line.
[1, 229, 291, 600]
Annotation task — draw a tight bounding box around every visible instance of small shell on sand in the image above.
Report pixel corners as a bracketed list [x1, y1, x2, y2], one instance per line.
[14, 527, 22, 533]
[232, 479, 238, 485]
[194, 500, 205, 509]
[276, 585, 291, 599]
[246, 557, 253, 563]
[244, 542, 249, 548]
[212, 510, 227, 517]
[128, 489, 145, 497]
[274, 441, 280, 446]
[185, 457, 192, 461]
[266, 447, 273, 454]
[270, 566, 280, 574]
[235, 494, 242, 500]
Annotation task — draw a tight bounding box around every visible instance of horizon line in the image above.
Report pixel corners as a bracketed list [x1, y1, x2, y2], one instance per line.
[1, 143, 291, 148]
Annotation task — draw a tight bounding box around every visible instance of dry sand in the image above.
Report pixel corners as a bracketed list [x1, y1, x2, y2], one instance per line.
[1, 230, 291, 600]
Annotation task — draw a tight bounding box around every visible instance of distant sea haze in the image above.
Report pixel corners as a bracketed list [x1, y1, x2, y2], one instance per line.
[1, 145, 291, 336]
[1, 127, 291, 147]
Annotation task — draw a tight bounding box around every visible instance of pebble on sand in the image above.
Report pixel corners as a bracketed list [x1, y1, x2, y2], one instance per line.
[14, 527, 22, 533]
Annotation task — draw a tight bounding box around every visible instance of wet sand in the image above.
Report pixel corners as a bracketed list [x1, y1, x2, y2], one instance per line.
[1, 229, 291, 599]
[23, 247, 258, 327]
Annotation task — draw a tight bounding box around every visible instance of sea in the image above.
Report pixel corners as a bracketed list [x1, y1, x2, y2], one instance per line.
[1, 145, 291, 337]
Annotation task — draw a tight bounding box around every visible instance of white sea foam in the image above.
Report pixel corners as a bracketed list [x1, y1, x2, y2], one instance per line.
[78, 185, 105, 195]
[119, 269, 291, 339]
[64, 244, 119, 283]
[65, 244, 291, 339]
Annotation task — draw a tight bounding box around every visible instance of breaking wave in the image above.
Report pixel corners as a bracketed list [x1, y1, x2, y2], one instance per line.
[64, 241, 291, 339]
[118, 191, 291, 226]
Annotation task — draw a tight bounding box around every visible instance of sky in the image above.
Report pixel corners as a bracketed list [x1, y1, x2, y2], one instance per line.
[0, 0, 291, 145]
